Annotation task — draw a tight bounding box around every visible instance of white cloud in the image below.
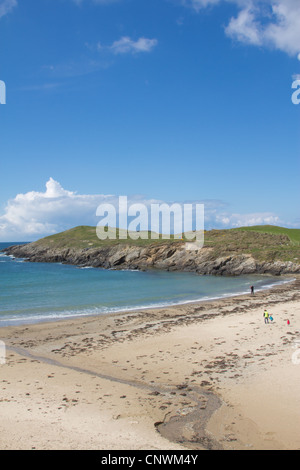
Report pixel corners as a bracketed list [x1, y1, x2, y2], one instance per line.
[225, 4, 263, 46]
[185, 0, 300, 59]
[92, 0, 120, 3]
[226, 0, 300, 57]
[109, 37, 158, 55]
[72, 0, 120, 5]
[88, 36, 158, 60]
[0, 178, 286, 241]
[0, 178, 116, 241]
[183, 0, 221, 11]
[262, 0, 300, 56]
[215, 211, 281, 228]
[0, 0, 17, 19]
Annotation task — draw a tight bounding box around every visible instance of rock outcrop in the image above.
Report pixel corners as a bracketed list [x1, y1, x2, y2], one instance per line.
[3, 241, 300, 276]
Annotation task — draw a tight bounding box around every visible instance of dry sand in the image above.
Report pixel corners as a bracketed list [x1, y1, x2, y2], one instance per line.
[0, 276, 299, 450]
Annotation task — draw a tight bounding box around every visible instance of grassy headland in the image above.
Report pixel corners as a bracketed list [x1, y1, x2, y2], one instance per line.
[31, 224, 300, 264]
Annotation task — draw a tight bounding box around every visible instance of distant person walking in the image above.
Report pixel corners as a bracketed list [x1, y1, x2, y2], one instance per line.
[250, 285, 254, 295]
[263, 309, 269, 324]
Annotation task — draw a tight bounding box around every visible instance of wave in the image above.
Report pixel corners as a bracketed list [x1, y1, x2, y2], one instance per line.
[0, 276, 294, 327]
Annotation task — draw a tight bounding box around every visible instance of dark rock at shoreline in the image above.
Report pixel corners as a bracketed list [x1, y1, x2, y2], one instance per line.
[3, 241, 300, 276]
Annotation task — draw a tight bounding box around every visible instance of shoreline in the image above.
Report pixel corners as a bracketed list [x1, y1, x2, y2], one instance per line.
[0, 270, 296, 328]
[0, 276, 299, 450]
[3, 235, 300, 277]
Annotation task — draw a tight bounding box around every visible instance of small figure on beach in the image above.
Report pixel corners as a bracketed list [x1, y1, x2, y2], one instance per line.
[250, 285, 254, 295]
[263, 309, 269, 324]
[287, 319, 290, 326]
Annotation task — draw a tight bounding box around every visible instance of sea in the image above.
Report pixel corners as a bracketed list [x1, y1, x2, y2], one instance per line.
[0, 242, 294, 327]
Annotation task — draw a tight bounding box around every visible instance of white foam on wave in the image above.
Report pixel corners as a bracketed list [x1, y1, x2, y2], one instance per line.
[0, 276, 295, 327]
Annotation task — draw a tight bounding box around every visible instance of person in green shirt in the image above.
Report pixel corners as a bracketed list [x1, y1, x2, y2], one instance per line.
[263, 309, 269, 324]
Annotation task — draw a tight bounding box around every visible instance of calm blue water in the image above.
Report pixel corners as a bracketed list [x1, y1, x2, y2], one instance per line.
[0, 242, 293, 327]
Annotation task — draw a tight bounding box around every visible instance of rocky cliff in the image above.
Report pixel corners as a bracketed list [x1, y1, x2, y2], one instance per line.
[3, 240, 300, 276]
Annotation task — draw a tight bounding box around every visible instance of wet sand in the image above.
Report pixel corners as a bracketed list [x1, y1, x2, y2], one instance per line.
[0, 276, 299, 450]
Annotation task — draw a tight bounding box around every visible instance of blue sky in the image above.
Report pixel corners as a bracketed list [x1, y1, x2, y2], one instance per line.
[0, 0, 299, 241]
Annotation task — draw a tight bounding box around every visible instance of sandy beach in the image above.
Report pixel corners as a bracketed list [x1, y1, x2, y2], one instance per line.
[0, 276, 299, 450]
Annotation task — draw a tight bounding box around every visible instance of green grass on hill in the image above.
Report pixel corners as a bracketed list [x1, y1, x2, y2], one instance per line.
[202, 226, 300, 263]
[33, 225, 300, 263]
[34, 225, 186, 249]
[234, 225, 300, 245]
